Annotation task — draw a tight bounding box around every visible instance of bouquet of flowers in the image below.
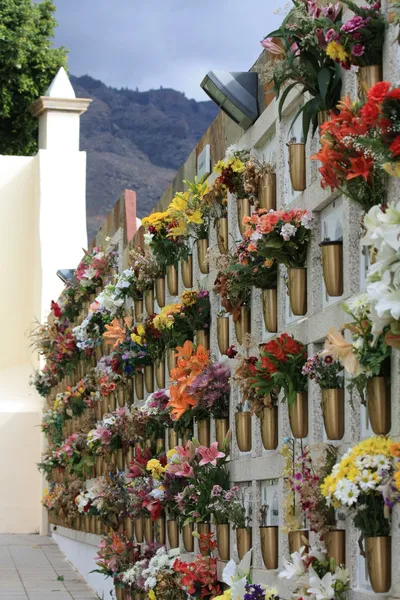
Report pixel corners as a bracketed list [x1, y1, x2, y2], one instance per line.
[120, 544, 159, 597]
[56, 432, 94, 478]
[213, 148, 251, 202]
[128, 248, 163, 296]
[73, 306, 114, 352]
[208, 485, 249, 528]
[260, 0, 342, 139]
[93, 532, 133, 582]
[103, 318, 152, 378]
[140, 389, 173, 438]
[188, 360, 230, 421]
[324, 0, 385, 69]
[166, 177, 211, 242]
[87, 412, 122, 457]
[214, 252, 252, 322]
[232, 350, 273, 415]
[172, 535, 221, 599]
[362, 201, 400, 348]
[311, 93, 387, 211]
[142, 547, 185, 600]
[242, 208, 312, 269]
[30, 365, 59, 397]
[324, 295, 391, 400]
[214, 550, 278, 600]
[302, 352, 343, 389]
[230, 240, 278, 292]
[75, 245, 117, 291]
[279, 544, 349, 600]
[281, 439, 306, 533]
[142, 210, 189, 270]
[75, 476, 108, 515]
[321, 436, 400, 537]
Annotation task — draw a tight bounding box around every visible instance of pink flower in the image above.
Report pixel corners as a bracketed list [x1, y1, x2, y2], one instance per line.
[175, 442, 192, 460]
[260, 37, 283, 55]
[175, 462, 195, 478]
[89, 301, 100, 313]
[198, 442, 225, 466]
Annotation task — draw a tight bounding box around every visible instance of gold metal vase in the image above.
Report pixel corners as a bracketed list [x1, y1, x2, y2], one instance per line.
[155, 277, 165, 307]
[181, 427, 193, 445]
[318, 110, 331, 131]
[215, 418, 229, 447]
[260, 405, 278, 450]
[156, 437, 165, 454]
[182, 523, 194, 552]
[321, 241, 343, 297]
[167, 520, 179, 548]
[216, 217, 229, 254]
[197, 419, 210, 447]
[216, 523, 230, 561]
[168, 428, 178, 450]
[322, 389, 344, 440]
[236, 527, 252, 561]
[235, 306, 250, 344]
[144, 365, 154, 393]
[367, 377, 391, 435]
[217, 317, 229, 354]
[155, 360, 165, 388]
[289, 392, 308, 439]
[115, 586, 124, 600]
[366, 536, 391, 593]
[181, 255, 193, 288]
[154, 515, 166, 545]
[167, 348, 177, 375]
[358, 65, 382, 102]
[144, 517, 153, 544]
[197, 522, 210, 536]
[288, 267, 307, 316]
[260, 526, 278, 569]
[197, 239, 209, 274]
[135, 373, 144, 400]
[124, 517, 134, 540]
[196, 329, 209, 350]
[166, 264, 179, 296]
[288, 143, 306, 191]
[325, 530, 345, 566]
[262, 289, 277, 333]
[235, 412, 252, 452]
[95, 456, 103, 477]
[237, 198, 251, 236]
[288, 530, 309, 554]
[117, 387, 125, 408]
[134, 298, 144, 321]
[145, 288, 154, 314]
[258, 173, 276, 211]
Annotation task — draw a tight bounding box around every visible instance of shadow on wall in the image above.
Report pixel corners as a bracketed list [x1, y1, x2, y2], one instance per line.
[0, 411, 41, 533]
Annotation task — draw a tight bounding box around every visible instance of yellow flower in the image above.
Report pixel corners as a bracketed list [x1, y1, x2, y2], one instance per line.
[167, 448, 177, 459]
[131, 333, 142, 344]
[214, 591, 231, 600]
[181, 290, 198, 307]
[186, 210, 203, 224]
[213, 159, 228, 173]
[168, 193, 189, 213]
[137, 324, 145, 337]
[142, 211, 171, 230]
[326, 41, 349, 63]
[148, 590, 156, 600]
[153, 304, 182, 330]
[383, 162, 400, 177]
[167, 219, 188, 237]
[230, 158, 245, 173]
[146, 459, 165, 479]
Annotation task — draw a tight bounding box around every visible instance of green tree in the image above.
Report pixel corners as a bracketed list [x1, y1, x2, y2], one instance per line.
[0, 0, 68, 155]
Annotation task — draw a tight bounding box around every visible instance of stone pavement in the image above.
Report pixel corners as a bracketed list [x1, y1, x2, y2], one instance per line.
[0, 534, 99, 600]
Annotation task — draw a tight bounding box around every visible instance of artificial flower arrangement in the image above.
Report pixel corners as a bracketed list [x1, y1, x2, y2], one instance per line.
[311, 88, 388, 211]
[214, 550, 278, 600]
[214, 251, 252, 323]
[75, 475, 109, 516]
[127, 248, 163, 299]
[93, 532, 134, 588]
[280, 439, 308, 535]
[30, 311, 78, 377]
[142, 210, 190, 272]
[30, 365, 59, 397]
[140, 389, 173, 441]
[187, 358, 231, 423]
[212, 148, 251, 203]
[279, 544, 349, 600]
[324, 0, 385, 70]
[75, 245, 118, 291]
[208, 484, 250, 530]
[102, 318, 153, 378]
[361, 201, 400, 348]
[119, 543, 160, 598]
[229, 240, 278, 294]
[260, 0, 343, 139]
[73, 303, 114, 353]
[166, 177, 211, 243]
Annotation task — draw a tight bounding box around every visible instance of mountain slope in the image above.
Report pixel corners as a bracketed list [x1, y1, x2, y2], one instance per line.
[71, 75, 219, 239]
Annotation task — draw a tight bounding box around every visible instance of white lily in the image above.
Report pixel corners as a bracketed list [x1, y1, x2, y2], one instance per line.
[307, 566, 335, 600]
[279, 547, 306, 580]
[222, 549, 252, 600]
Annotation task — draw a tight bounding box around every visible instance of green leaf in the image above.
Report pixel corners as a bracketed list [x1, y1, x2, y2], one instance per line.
[278, 82, 298, 121]
[318, 68, 332, 104]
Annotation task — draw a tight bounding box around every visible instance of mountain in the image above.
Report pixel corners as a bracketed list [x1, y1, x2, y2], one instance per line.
[70, 75, 219, 240]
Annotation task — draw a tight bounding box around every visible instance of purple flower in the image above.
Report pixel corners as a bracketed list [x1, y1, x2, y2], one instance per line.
[325, 28, 339, 43]
[352, 43, 365, 57]
[341, 15, 370, 33]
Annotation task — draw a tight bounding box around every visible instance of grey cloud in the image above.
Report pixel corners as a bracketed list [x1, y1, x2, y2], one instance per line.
[53, 0, 283, 100]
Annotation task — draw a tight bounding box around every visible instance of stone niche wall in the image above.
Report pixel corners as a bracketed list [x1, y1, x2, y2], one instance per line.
[118, 7, 400, 600]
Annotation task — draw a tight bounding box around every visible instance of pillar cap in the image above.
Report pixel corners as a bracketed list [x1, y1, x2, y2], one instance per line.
[29, 67, 91, 117]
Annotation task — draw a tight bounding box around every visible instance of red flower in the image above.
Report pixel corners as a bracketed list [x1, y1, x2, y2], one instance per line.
[367, 81, 391, 103]
[260, 356, 278, 373]
[387, 88, 400, 100]
[281, 333, 302, 355]
[225, 345, 238, 359]
[390, 136, 400, 157]
[361, 100, 380, 125]
[346, 156, 374, 181]
[51, 301, 62, 318]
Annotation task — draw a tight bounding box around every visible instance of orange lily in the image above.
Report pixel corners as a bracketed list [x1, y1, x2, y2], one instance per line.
[103, 318, 126, 348]
[323, 327, 361, 376]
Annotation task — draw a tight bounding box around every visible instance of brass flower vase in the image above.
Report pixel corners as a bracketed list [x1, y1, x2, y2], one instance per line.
[260, 526, 278, 570]
[155, 277, 165, 308]
[115, 586, 124, 600]
[135, 373, 144, 400]
[168, 428, 178, 450]
[236, 527, 252, 561]
[216, 217, 229, 254]
[182, 428, 193, 446]
[181, 255, 193, 288]
[288, 143, 306, 191]
[134, 298, 144, 321]
[215, 418, 229, 447]
[117, 387, 125, 408]
[318, 110, 331, 131]
[322, 389, 344, 440]
[84, 515, 91, 534]
[144, 365, 154, 393]
[288, 267, 307, 316]
[166, 264, 179, 296]
[258, 173, 276, 211]
[367, 377, 391, 435]
[182, 523, 194, 552]
[156, 437, 165, 454]
[125, 517, 134, 540]
[217, 317, 229, 354]
[155, 360, 165, 388]
[95, 456, 103, 477]
[197, 522, 210, 536]
[154, 516, 166, 545]
[288, 530, 309, 554]
[216, 523, 230, 561]
[366, 536, 391, 593]
[96, 517, 102, 536]
[197, 239, 209, 274]
[144, 517, 153, 544]
[196, 329, 209, 350]
[167, 520, 179, 548]
[325, 530, 345, 566]
[262, 289, 277, 333]
[289, 392, 308, 439]
[358, 65, 382, 102]
[235, 306, 250, 345]
[145, 288, 154, 314]
[167, 348, 177, 375]
[237, 197, 251, 236]
[235, 412, 252, 452]
[321, 241, 343, 297]
[260, 405, 278, 450]
[197, 419, 211, 447]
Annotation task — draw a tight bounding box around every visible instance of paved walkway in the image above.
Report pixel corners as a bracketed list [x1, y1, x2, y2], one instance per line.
[0, 534, 99, 600]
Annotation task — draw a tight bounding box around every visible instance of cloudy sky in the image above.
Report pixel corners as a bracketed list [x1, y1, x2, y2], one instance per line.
[52, 0, 284, 101]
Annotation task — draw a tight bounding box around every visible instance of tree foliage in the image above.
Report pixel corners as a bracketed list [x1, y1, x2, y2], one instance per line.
[0, 0, 68, 155]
